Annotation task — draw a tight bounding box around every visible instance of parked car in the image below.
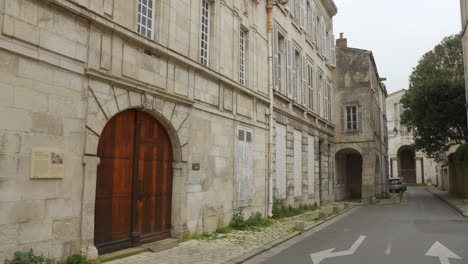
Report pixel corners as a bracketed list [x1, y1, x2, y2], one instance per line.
[389, 177, 407, 193]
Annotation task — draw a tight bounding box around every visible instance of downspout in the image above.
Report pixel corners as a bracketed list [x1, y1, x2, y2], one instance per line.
[266, 2, 274, 217]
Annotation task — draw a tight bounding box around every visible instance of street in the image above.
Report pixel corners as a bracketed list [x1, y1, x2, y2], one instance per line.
[247, 187, 468, 264]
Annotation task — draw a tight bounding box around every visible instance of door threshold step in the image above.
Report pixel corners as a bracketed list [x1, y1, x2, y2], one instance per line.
[142, 238, 179, 253]
[99, 247, 148, 263]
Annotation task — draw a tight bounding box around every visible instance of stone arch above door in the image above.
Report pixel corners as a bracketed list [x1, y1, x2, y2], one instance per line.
[80, 82, 191, 258]
[84, 83, 190, 163]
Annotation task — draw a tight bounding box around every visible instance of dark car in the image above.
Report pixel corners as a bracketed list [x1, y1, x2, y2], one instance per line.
[389, 177, 407, 193]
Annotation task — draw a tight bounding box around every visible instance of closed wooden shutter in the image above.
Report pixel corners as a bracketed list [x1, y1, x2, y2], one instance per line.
[312, 6, 317, 44]
[331, 33, 336, 66]
[302, 55, 308, 106]
[294, 130, 302, 196]
[307, 135, 315, 194]
[273, 27, 279, 91]
[236, 128, 253, 201]
[275, 125, 287, 198]
[300, 0, 306, 28]
[287, 40, 293, 98]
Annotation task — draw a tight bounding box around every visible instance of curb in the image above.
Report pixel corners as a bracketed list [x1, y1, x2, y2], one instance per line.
[426, 187, 468, 218]
[223, 204, 361, 264]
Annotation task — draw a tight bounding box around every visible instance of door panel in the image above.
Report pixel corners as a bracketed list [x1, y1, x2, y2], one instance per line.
[136, 111, 172, 243]
[400, 149, 416, 183]
[95, 110, 135, 252]
[95, 109, 173, 253]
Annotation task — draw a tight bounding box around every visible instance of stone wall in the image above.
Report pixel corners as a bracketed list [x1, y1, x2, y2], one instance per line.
[0, 0, 270, 260]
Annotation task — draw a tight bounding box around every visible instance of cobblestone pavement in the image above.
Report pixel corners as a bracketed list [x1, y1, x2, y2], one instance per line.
[106, 202, 360, 264]
[427, 186, 468, 217]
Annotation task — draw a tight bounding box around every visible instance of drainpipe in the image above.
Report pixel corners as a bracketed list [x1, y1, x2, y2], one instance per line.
[266, 2, 274, 217]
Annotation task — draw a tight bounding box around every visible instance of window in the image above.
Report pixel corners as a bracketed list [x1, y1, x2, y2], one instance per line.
[307, 61, 314, 110]
[273, 29, 286, 93]
[306, 0, 316, 42]
[240, 29, 247, 86]
[294, 48, 301, 101]
[317, 71, 323, 116]
[346, 105, 358, 131]
[200, 0, 210, 66]
[137, 0, 155, 39]
[316, 17, 321, 51]
[326, 79, 332, 120]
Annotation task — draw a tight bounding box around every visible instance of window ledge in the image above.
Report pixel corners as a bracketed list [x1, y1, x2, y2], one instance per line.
[291, 19, 302, 34]
[274, 90, 292, 103]
[305, 37, 315, 49]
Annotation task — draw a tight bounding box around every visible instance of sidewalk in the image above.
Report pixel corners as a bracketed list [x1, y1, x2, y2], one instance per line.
[426, 186, 468, 217]
[105, 201, 361, 264]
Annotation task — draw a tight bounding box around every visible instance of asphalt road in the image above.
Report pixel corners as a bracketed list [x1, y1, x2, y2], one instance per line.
[246, 187, 468, 264]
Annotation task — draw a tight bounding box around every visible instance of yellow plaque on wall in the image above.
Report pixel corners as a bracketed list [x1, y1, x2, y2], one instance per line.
[30, 148, 64, 179]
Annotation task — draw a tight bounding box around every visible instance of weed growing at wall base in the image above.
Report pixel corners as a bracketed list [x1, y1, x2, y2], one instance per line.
[272, 196, 318, 219]
[4, 250, 90, 264]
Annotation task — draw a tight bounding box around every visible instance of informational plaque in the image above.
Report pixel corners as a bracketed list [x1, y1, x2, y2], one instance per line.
[30, 148, 64, 179]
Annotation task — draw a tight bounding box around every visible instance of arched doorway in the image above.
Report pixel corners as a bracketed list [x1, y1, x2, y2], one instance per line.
[398, 146, 416, 184]
[94, 109, 173, 254]
[336, 149, 363, 199]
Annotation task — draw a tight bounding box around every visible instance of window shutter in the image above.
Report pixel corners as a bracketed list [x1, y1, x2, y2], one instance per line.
[327, 80, 332, 121]
[273, 27, 279, 91]
[312, 5, 317, 44]
[289, 0, 295, 17]
[290, 44, 295, 99]
[302, 55, 307, 106]
[286, 40, 293, 97]
[295, 0, 300, 22]
[341, 106, 346, 132]
[310, 6, 317, 43]
[358, 104, 363, 132]
[317, 73, 321, 116]
[321, 20, 326, 57]
[331, 33, 336, 67]
[300, 0, 306, 28]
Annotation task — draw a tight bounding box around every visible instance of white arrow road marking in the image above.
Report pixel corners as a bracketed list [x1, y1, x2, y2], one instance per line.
[425, 241, 462, 264]
[310, 235, 366, 264]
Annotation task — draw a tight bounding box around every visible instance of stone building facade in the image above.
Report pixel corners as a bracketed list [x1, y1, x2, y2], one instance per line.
[0, 0, 338, 260]
[332, 35, 389, 202]
[386, 89, 438, 185]
[461, 0, 468, 123]
[269, 0, 337, 209]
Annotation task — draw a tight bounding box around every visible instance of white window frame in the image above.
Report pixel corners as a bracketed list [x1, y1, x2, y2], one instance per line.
[345, 105, 358, 132]
[137, 0, 155, 39]
[200, 0, 210, 66]
[294, 48, 302, 102]
[273, 28, 287, 94]
[240, 29, 247, 86]
[307, 60, 314, 110]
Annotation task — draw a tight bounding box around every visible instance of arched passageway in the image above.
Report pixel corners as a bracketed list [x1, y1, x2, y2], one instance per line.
[398, 146, 416, 184]
[336, 149, 363, 199]
[94, 109, 173, 254]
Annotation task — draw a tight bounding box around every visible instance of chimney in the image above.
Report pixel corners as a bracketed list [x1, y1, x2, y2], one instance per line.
[336, 32, 347, 47]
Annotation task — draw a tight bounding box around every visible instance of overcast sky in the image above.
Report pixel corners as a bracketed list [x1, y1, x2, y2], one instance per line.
[333, 0, 462, 94]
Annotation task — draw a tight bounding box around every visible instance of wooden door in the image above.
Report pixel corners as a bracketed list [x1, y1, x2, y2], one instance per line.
[400, 148, 416, 183]
[94, 109, 173, 254]
[136, 111, 173, 243]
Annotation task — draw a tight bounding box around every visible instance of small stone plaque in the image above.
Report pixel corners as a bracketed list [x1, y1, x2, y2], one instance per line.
[189, 171, 202, 185]
[30, 148, 64, 179]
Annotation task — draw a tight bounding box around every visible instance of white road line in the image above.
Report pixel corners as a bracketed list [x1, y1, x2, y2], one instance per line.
[385, 241, 392, 255]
